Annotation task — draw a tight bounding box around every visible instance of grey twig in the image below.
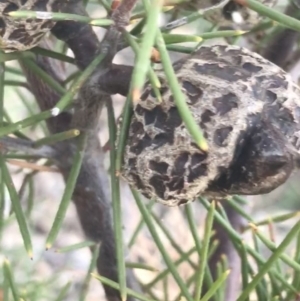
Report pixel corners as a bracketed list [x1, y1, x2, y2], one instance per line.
[111, 0, 138, 29]
[50, 1, 101, 69]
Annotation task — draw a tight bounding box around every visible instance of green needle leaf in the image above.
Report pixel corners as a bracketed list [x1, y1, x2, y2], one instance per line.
[200, 270, 231, 301]
[20, 58, 67, 94]
[107, 100, 127, 301]
[46, 133, 87, 249]
[92, 273, 159, 301]
[249, 223, 300, 272]
[195, 201, 216, 300]
[34, 129, 80, 148]
[55, 240, 95, 253]
[8, 10, 113, 26]
[0, 110, 52, 137]
[3, 259, 20, 301]
[145, 246, 197, 288]
[79, 246, 99, 301]
[161, 30, 246, 44]
[132, 189, 194, 301]
[130, 0, 163, 102]
[0, 156, 33, 258]
[155, 32, 208, 151]
[54, 52, 107, 112]
[236, 0, 300, 31]
[237, 220, 300, 301]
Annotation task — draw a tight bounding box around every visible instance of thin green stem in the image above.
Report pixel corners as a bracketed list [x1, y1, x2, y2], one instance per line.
[54, 282, 71, 301]
[132, 189, 193, 301]
[55, 240, 95, 253]
[8, 10, 113, 26]
[124, 32, 162, 101]
[3, 259, 20, 301]
[249, 223, 300, 272]
[107, 100, 127, 301]
[237, 221, 300, 301]
[0, 155, 33, 257]
[31, 47, 76, 64]
[236, 0, 300, 31]
[145, 246, 197, 288]
[200, 270, 231, 301]
[34, 129, 80, 148]
[54, 52, 107, 112]
[130, 0, 162, 102]
[78, 246, 99, 301]
[155, 31, 208, 151]
[115, 96, 133, 173]
[0, 110, 52, 138]
[46, 133, 87, 249]
[20, 58, 67, 95]
[161, 30, 246, 44]
[200, 198, 298, 294]
[93, 274, 159, 301]
[196, 202, 216, 300]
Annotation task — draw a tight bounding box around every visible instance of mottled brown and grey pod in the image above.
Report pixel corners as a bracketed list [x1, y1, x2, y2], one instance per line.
[122, 44, 300, 206]
[0, 0, 64, 52]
